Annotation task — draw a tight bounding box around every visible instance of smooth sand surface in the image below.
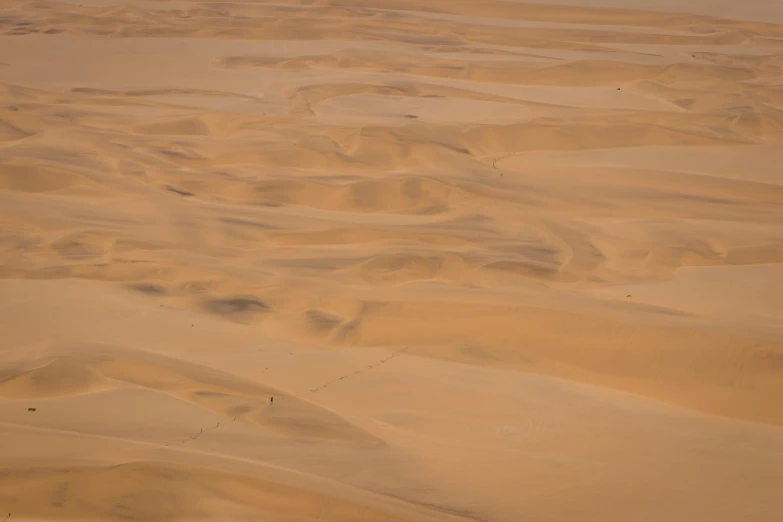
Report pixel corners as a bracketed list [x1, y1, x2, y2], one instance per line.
[1, 1, 783, 521]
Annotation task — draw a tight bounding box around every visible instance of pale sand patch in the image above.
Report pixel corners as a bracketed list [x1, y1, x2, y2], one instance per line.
[518, 0, 783, 24]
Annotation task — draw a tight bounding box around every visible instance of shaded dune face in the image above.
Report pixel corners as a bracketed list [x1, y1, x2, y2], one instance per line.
[0, 349, 384, 447]
[1, 0, 783, 522]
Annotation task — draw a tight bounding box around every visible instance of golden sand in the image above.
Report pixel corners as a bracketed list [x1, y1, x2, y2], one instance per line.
[1, 1, 782, 521]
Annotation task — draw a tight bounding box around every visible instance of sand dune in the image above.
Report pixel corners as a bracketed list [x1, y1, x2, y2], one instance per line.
[0, 460, 423, 522]
[1, 0, 783, 521]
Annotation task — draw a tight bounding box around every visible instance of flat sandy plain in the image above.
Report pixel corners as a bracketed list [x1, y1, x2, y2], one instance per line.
[1, 1, 783, 521]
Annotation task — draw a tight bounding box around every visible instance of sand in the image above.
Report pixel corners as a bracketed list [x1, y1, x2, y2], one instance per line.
[1, 0, 783, 521]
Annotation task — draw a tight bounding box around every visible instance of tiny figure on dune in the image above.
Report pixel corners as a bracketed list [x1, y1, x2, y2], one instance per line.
[270, 396, 274, 406]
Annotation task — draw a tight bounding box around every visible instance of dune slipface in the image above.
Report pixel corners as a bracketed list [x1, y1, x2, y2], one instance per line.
[1, 1, 783, 521]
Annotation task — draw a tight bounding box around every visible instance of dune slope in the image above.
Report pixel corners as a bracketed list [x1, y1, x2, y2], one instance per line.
[1, 1, 783, 521]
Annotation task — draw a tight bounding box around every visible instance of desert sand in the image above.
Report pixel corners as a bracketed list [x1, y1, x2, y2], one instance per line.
[1, 0, 783, 521]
